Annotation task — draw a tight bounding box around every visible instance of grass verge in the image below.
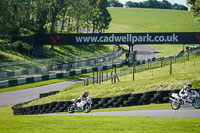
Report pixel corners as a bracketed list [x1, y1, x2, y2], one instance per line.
[0, 104, 200, 133]
[108, 7, 200, 32]
[26, 54, 200, 106]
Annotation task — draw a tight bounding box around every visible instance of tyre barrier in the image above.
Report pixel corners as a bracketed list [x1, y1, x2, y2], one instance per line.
[12, 89, 200, 115]
[39, 91, 59, 98]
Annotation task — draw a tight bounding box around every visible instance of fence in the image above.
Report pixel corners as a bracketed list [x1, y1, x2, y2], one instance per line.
[83, 49, 200, 86]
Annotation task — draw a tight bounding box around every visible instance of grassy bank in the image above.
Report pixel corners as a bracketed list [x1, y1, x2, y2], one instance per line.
[0, 115, 200, 133]
[25, 53, 200, 106]
[0, 104, 200, 133]
[108, 7, 200, 33]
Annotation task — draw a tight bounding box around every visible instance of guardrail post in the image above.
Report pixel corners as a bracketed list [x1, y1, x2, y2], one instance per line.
[97, 71, 98, 84]
[170, 57, 172, 75]
[93, 71, 94, 84]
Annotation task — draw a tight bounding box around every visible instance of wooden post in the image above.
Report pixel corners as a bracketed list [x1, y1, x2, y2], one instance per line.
[132, 64, 135, 81]
[93, 71, 94, 84]
[174, 56, 176, 63]
[111, 72, 113, 84]
[102, 71, 103, 82]
[99, 71, 101, 84]
[97, 71, 98, 84]
[86, 78, 89, 86]
[106, 71, 108, 81]
[114, 67, 116, 83]
[170, 57, 172, 75]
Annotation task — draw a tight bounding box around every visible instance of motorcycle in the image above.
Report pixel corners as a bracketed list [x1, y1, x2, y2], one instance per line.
[169, 90, 200, 110]
[68, 97, 93, 113]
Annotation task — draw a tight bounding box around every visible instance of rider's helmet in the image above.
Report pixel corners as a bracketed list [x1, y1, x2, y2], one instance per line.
[83, 90, 89, 97]
[186, 83, 192, 88]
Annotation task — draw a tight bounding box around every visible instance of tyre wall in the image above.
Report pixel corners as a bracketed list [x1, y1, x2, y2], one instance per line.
[12, 89, 200, 115]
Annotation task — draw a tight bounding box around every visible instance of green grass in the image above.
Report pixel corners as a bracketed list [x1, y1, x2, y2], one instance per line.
[108, 7, 200, 33]
[26, 54, 200, 106]
[0, 115, 200, 133]
[150, 44, 199, 57]
[0, 104, 200, 133]
[0, 45, 113, 66]
[0, 115, 199, 133]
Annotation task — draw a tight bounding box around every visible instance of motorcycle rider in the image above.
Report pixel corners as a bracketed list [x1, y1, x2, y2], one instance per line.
[179, 83, 192, 103]
[75, 90, 89, 104]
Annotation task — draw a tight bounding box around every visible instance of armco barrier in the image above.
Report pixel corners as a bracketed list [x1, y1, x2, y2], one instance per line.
[12, 89, 200, 115]
[0, 62, 124, 89]
[0, 49, 123, 79]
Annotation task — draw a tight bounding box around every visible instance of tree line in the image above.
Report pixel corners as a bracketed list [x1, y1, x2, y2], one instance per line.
[188, 0, 200, 25]
[0, 0, 112, 37]
[108, 0, 188, 11]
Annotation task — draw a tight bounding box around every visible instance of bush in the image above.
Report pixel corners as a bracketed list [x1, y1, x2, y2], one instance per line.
[12, 41, 33, 53]
[0, 39, 9, 50]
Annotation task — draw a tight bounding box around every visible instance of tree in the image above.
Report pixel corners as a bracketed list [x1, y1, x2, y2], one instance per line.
[47, 0, 72, 49]
[0, 0, 112, 38]
[125, 0, 187, 10]
[172, 3, 188, 10]
[89, 0, 112, 33]
[108, 0, 123, 7]
[188, 0, 200, 24]
[162, 0, 172, 9]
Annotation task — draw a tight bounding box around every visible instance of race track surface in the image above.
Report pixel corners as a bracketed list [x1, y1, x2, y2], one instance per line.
[39, 108, 200, 118]
[0, 79, 82, 107]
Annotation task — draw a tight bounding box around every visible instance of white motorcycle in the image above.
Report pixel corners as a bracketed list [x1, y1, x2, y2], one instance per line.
[170, 90, 200, 110]
[68, 97, 92, 113]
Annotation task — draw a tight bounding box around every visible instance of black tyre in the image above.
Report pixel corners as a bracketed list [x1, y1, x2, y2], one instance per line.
[92, 104, 100, 109]
[103, 103, 109, 108]
[131, 93, 142, 100]
[128, 97, 137, 101]
[163, 97, 170, 103]
[153, 94, 163, 101]
[171, 101, 180, 110]
[92, 98, 101, 105]
[84, 104, 92, 113]
[157, 91, 170, 97]
[113, 102, 120, 107]
[123, 101, 131, 106]
[68, 104, 75, 113]
[192, 98, 200, 109]
[117, 98, 126, 104]
[120, 94, 131, 99]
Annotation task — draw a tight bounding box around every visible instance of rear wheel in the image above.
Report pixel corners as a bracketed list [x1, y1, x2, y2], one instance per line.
[84, 104, 92, 113]
[192, 98, 200, 109]
[171, 101, 180, 110]
[68, 104, 75, 113]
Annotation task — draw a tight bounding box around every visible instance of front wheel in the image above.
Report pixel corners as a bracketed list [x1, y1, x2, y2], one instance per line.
[193, 98, 200, 109]
[68, 104, 75, 113]
[171, 101, 180, 110]
[83, 104, 92, 113]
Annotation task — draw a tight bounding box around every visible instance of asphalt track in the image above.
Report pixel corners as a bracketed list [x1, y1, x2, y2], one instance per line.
[39, 108, 200, 118]
[0, 45, 158, 107]
[0, 79, 82, 107]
